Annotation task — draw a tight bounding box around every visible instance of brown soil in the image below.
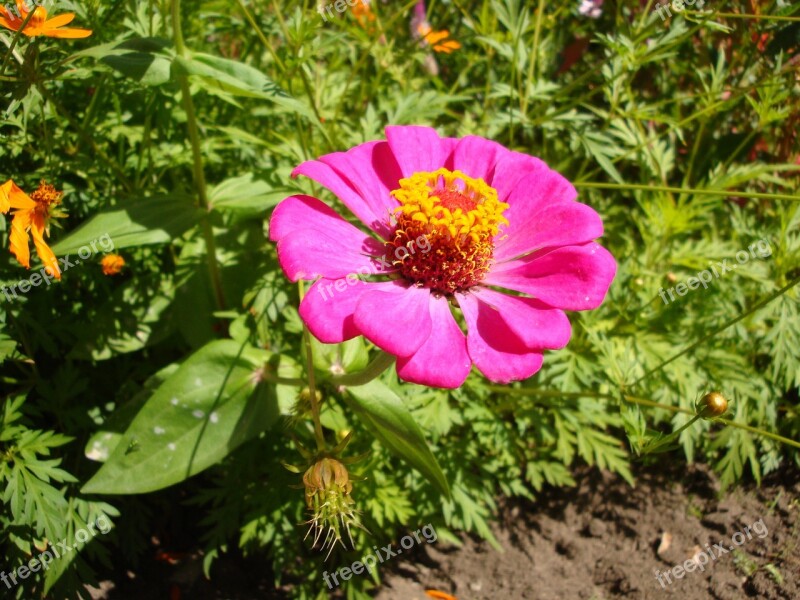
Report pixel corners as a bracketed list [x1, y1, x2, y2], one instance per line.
[376, 464, 800, 600]
[88, 463, 800, 600]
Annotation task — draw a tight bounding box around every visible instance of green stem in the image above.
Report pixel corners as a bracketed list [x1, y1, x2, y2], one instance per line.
[299, 282, 326, 452]
[171, 0, 226, 311]
[235, 0, 286, 73]
[520, 0, 545, 117]
[687, 11, 800, 22]
[0, 8, 36, 76]
[491, 387, 800, 450]
[262, 373, 305, 386]
[630, 273, 800, 388]
[717, 417, 800, 450]
[331, 351, 396, 387]
[574, 181, 800, 202]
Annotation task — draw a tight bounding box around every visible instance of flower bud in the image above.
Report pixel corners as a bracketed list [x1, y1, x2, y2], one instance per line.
[697, 392, 728, 417]
[303, 457, 360, 556]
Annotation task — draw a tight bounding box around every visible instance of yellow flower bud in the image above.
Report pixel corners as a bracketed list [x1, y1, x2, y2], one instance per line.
[697, 392, 728, 417]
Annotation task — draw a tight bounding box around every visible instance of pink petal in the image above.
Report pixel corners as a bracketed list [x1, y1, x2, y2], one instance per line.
[494, 162, 578, 249]
[396, 295, 471, 388]
[269, 194, 361, 242]
[385, 125, 446, 178]
[300, 279, 393, 344]
[470, 288, 571, 350]
[494, 201, 604, 262]
[486, 243, 617, 311]
[456, 293, 544, 383]
[354, 282, 432, 357]
[446, 135, 509, 182]
[293, 141, 400, 238]
[318, 140, 404, 238]
[490, 151, 554, 208]
[277, 228, 388, 282]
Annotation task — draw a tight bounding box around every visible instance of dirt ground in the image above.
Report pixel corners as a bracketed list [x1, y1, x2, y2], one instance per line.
[89, 462, 800, 600]
[375, 464, 800, 600]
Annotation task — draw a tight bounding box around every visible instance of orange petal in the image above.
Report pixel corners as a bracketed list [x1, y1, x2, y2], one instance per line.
[0, 179, 36, 213]
[425, 591, 458, 600]
[0, 180, 11, 212]
[30, 222, 61, 279]
[42, 27, 92, 38]
[434, 40, 461, 54]
[9, 210, 32, 269]
[15, 0, 29, 18]
[43, 12, 76, 28]
[0, 14, 17, 31]
[424, 30, 449, 45]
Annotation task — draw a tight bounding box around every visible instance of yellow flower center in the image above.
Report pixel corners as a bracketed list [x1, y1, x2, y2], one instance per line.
[387, 168, 508, 294]
[29, 180, 62, 219]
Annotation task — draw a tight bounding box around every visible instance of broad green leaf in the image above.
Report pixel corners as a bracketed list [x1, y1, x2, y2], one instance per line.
[84, 364, 180, 463]
[344, 380, 450, 498]
[81, 340, 283, 494]
[173, 53, 318, 121]
[50, 195, 204, 256]
[209, 174, 289, 215]
[72, 38, 173, 86]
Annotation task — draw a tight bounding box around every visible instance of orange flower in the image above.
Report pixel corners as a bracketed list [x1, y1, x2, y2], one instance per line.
[352, 0, 375, 25]
[425, 591, 458, 600]
[417, 23, 461, 54]
[0, 0, 92, 38]
[0, 179, 65, 279]
[101, 254, 125, 276]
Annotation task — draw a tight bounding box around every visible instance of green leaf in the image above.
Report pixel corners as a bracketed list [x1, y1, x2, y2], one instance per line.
[81, 340, 284, 494]
[0, 333, 17, 361]
[312, 337, 370, 377]
[50, 195, 204, 255]
[73, 38, 173, 86]
[209, 174, 288, 215]
[173, 53, 318, 121]
[85, 363, 180, 463]
[344, 380, 450, 498]
[69, 275, 175, 360]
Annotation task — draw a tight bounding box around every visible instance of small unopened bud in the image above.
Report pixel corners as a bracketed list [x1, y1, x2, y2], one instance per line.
[697, 392, 728, 417]
[303, 457, 360, 556]
[292, 388, 323, 420]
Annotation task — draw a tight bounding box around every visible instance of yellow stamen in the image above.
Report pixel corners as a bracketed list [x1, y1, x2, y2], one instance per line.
[387, 168, 508, 294]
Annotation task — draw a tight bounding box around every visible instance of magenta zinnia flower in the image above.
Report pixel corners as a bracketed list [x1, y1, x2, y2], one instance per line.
[270, 126, 616, 389]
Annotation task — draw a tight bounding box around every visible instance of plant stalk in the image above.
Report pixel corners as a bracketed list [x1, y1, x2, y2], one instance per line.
[171, 0, 226, 311]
